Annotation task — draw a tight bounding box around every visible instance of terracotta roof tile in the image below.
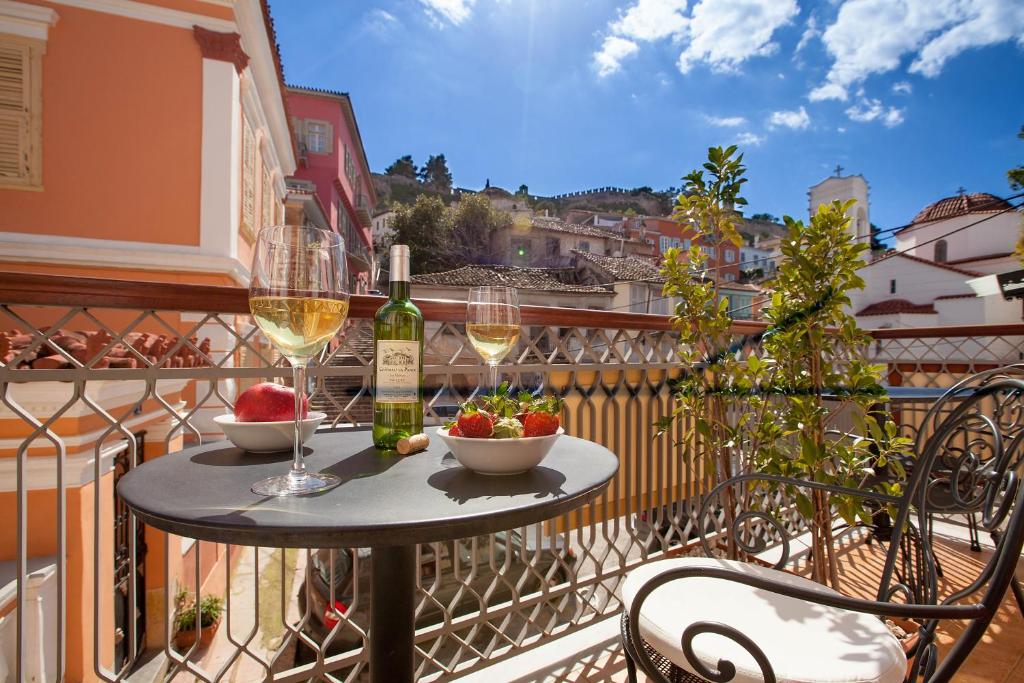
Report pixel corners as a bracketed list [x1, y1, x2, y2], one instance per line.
[412, 265, 614, 295]
[857, 299, 937, 316]
[573, 250, 665, 283]
[531, 217, 643, 243]
[902, 192, 1015, 230]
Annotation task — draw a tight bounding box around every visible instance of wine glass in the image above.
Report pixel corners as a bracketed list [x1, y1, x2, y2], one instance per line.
[248, 225, 349, 496]
[467, 286, 521, 392]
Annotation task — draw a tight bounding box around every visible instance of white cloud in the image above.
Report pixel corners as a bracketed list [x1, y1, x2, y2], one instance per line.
[704, 114, 747, 126]
[419, 0, 475, 26]
[365, 8, 399, 35]
[593, 36, 640, 77]
[767, 106, 810, 130]
[845, 97, 906, 127]
[735, 132, 764, 146]
[810, 0, 1024, 101]
[891, 80, 913, 94]
[796, 16, 818, 52]
[610, 0, 688, 41]
[593, 0, 798, 78]
[677, 0, 800, 73]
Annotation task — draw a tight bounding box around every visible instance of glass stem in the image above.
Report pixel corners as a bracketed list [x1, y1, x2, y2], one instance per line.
[489, 363, 498, 393]
[289, 362, 307, 482]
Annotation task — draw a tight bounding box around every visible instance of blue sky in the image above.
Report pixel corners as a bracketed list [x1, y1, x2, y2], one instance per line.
[273, 0, 1024, 232]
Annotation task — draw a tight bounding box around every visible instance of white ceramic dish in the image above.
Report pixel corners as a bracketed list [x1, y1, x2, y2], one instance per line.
[214, 412, 326, 453]
[436, 426, 563, 475]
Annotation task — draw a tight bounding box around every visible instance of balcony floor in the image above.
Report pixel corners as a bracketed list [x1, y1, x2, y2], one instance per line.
[543, 529, 1024, 683]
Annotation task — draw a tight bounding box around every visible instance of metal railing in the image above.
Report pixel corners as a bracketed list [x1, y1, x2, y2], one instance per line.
[0, 272, 1022, 682]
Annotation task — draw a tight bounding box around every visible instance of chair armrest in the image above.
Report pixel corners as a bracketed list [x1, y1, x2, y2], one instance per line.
[707, 472, 903, 507]
[626, 564, 987, 683]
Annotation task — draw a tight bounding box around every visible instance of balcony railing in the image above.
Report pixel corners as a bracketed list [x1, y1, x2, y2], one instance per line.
[0, 271, 1022, 682]
[355, 193, 371, 227]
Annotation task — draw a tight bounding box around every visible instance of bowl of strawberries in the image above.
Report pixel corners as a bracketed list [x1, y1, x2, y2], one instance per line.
[437, 385, 564, 475]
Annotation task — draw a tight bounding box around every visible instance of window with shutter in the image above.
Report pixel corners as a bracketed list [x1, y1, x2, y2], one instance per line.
[305, 120, 332, 155]
[0, 37, 42, 189]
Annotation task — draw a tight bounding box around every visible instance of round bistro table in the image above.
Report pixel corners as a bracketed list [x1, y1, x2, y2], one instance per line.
[116, 429, 619, 683]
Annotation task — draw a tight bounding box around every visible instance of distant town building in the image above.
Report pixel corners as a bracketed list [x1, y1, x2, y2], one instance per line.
[627, 217, 742, 282]
[493, 217, 649, 268]
[740, 236, 778, 276]
[286, 85, 376, 293]
[371, 210, 397, 248]
[808, 173, 871, 249]
[411, 265, 613, 309]
[814, 174, 1022, 327]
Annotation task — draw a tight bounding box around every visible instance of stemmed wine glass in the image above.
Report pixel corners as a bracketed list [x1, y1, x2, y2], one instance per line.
[466, 286, 521, 391]
[248, 225, 349, 496]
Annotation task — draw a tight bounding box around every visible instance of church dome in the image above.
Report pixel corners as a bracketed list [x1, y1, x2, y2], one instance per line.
[911, 192, 1013, 225]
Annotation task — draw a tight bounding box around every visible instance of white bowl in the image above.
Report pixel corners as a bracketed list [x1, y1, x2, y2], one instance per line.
[436, 426, 563, 475]
[213, 412, 326, 453]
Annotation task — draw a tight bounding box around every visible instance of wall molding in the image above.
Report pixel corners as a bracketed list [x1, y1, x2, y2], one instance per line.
[193, 25, 248, 73]
[0, 379, 190, 419]
[0, 1, 59, 41]
[0, 231, 249, 284]
[47, 0, 234, 32]
[235, 0, 295, 175]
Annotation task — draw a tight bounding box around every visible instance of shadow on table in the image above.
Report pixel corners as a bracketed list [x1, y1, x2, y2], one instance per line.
[187, 446, 403, 520]
[426, 464, 567, 504]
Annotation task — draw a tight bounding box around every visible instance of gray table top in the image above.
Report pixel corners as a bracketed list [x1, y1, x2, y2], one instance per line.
[116, 429, 619, 548]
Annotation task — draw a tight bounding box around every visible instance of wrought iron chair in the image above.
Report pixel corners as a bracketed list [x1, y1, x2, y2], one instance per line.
[620, 374, 1024, 683]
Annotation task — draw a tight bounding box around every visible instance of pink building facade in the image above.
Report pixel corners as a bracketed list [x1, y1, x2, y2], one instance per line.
[286, 86, 376, 293]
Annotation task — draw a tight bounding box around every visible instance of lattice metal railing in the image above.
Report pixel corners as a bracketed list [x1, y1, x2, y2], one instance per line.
[1, 274, 1022, 682]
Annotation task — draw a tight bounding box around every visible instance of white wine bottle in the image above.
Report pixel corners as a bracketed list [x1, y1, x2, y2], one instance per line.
[373, 245, 424, 449]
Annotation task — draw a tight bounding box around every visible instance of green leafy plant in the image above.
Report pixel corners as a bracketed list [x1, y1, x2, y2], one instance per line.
[173, 588, 224, 632]
[657, 146, 766, 557]
[658, 146, 909, 579]
[754, 200, 910, 587]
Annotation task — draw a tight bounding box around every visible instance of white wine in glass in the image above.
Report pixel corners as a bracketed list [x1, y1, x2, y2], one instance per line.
[249, 225, 349, 496]
[467, 286, 521, 391]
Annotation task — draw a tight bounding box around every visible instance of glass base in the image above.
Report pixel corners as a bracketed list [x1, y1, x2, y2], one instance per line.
[251, 471, 341, 496]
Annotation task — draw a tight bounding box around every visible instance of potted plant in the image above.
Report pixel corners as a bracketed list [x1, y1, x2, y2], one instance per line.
[752, 199, 910, 588]
[173, 588, 224, 650]
[657, 146, 764, 558]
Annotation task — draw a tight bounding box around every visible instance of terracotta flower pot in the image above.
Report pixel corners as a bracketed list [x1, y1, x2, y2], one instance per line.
[174, 618, 221, 651]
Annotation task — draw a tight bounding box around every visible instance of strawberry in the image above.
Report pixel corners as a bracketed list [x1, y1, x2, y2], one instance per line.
[456, 404, 493, 438]
[444, 420, 463, 437]
[523, 411, 560, 437]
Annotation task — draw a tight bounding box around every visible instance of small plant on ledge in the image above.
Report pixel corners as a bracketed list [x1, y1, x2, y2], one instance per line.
[173, 587, 224, 650]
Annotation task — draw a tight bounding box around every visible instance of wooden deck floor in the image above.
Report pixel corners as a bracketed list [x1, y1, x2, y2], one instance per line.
[547, 533, 1024, 682]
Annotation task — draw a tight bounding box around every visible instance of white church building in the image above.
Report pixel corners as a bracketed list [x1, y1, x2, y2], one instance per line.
[808, 174, 1022, 328]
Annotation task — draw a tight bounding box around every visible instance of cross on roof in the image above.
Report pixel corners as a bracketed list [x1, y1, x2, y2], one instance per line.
[957, 186, 967, 196]
[834, 164, 844, 177]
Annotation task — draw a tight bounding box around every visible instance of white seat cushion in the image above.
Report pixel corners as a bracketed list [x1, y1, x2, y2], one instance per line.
[622, 558, 906, 683]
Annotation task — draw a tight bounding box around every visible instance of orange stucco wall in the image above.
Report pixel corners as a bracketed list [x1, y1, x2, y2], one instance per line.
[0, 2, 203, 247]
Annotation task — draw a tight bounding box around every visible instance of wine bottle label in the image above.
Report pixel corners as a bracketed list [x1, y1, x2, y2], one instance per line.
[375, 340, 420, 403]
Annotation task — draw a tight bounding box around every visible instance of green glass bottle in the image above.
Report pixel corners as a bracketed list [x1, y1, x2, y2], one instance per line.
[373, 244, 424, 449]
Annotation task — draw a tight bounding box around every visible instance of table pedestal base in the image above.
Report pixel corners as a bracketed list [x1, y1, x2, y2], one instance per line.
[370, 544, 417, 683]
